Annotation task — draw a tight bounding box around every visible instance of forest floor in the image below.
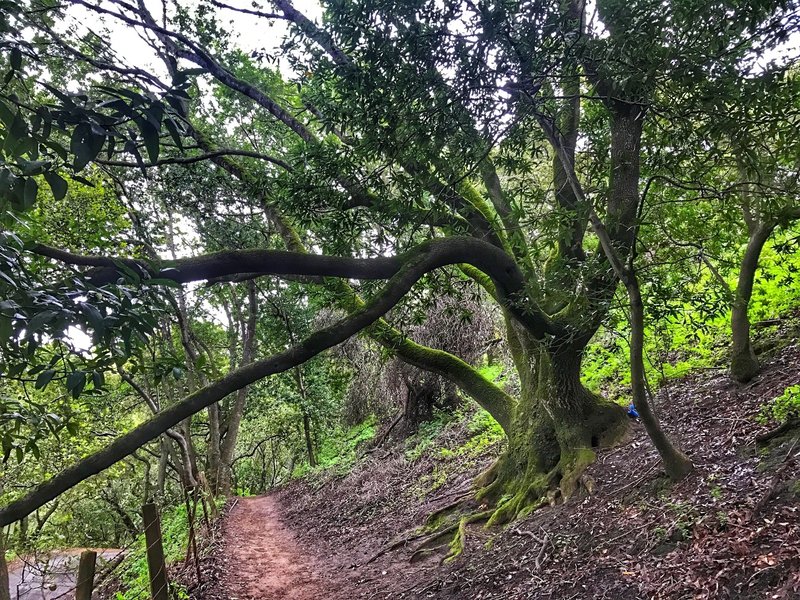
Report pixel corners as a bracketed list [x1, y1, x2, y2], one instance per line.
[200, 340, 800, 599]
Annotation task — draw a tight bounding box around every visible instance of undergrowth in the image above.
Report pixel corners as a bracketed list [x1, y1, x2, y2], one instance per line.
[114, 503, 193, 600]
[293, 416, 377, 478]
[583, 234, 800, 401]
[114, 497, 223, 600]
[759, 384, 800, 425]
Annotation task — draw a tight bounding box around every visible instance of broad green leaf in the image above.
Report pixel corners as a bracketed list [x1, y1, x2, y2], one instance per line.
[23, 176, 38, 209]
[0, 99, 13, 126]
[67, 370, 85, 398]
[44, 171, 68, 200]
[138, 119, 160, 164]
[34, 368, 56, 390]
[71, 123, 104, 171]
[26, 309, 57, 334]
[9, 47, 21, 71]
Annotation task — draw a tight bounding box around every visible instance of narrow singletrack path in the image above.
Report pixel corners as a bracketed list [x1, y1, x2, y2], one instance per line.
[222, 495, 328, 600]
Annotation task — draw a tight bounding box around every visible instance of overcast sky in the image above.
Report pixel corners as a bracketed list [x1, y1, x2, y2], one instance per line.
[62, 0, 324, 82]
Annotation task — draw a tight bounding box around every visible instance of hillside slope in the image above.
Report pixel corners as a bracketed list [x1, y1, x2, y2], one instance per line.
[205, 343, 800, 599]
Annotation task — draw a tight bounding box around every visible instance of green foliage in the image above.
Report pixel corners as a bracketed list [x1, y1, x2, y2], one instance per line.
[582, 231, 800, 400]
[294, 416, 377, 478]
[459, 409, 505, 458]
[759, 384, 800, 425]
[405, 410, 459, 462]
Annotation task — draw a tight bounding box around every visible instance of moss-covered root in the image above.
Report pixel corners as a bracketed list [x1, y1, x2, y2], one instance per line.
[479, 448, 600, 526]
[409, 509, 493, 563]
[424, 495, 474, 530]
[557, 447, 596, 499]
[444, 510, 494, 562]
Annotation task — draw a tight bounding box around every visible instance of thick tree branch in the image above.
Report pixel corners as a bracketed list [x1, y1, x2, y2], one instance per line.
[272, 0, 354, 70]
[97, 149, 293, 171]
[183, 130, 521, 426]
[32, 237, 558, 338]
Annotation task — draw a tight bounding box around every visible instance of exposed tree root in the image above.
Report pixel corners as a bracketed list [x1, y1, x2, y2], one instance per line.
[409, 509, 494, 563]
[756, 418, 800, 445]
[424, 496, 475, 529]
[364, 528, 433, 565]
[475, 447, 601, 526]
[443, 509, 494, 562]
[409, 523, 462, 563]
[363, 494, 477, 565]
[383, 421, 623, 565]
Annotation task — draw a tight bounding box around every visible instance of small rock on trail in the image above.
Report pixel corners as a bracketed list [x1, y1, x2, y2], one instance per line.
[221, 495, 328, 600]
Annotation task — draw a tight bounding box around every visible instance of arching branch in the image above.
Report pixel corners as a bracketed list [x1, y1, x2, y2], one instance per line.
[32, 237, 560, 339]
[97, 148, 293, 172]
[2, 236, 535, 525]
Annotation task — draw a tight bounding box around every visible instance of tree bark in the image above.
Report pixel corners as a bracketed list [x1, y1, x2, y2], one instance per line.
[219, 281, 258, 495]
[626, 269, 693, 480]
[302, 412, 317, 467]
[156, 438, 169, 502]
[477, 327, 629, 524]
[0, 529, 10, 600]
[586, 104, 693, 481]
[730, 224, 773, 383]
[206, 404, 222, 492]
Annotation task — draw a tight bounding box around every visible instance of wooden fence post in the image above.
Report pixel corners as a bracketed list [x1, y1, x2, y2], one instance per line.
[75, 549, 96, 600]
[141, 503, 170, 600]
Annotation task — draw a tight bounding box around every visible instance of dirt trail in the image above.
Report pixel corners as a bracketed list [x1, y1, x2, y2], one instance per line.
[220, 495, 329, 600]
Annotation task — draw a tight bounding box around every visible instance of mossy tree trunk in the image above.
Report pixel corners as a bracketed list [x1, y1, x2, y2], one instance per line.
[477, 325, 629, 523]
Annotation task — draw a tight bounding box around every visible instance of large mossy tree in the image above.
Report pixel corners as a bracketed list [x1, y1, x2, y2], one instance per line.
[0, 0, 798, 526]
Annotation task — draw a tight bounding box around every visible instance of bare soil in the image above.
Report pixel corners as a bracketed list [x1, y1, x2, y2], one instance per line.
[211, 496, 330, 599]
[201, 340, 800, 599]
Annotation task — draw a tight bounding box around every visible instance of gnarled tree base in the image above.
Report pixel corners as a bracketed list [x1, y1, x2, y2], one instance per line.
[476, 397, 629, 525]
[730, 345, 760, 383]
[410, 400, 628, 563]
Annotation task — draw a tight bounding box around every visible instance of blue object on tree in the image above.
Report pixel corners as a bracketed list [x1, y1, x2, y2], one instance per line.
[627, 403, 640, 419]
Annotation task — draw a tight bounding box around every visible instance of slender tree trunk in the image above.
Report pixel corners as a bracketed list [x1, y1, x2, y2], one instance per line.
[730, 225, 773, 383]
[219, 282, 258, 495]
[101, 493, 139, 537]
[0, 528, 10, 600]
[33, 501, 59, 535]
[626, 269, 693, 479]
[206, 404, 222, 492]
[584, 103, 692, 480]
[302, 412, 317, 467]
[140, 453, 152, 503]
[16, 517, 27, 549]
[156, 438, 169, 502]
